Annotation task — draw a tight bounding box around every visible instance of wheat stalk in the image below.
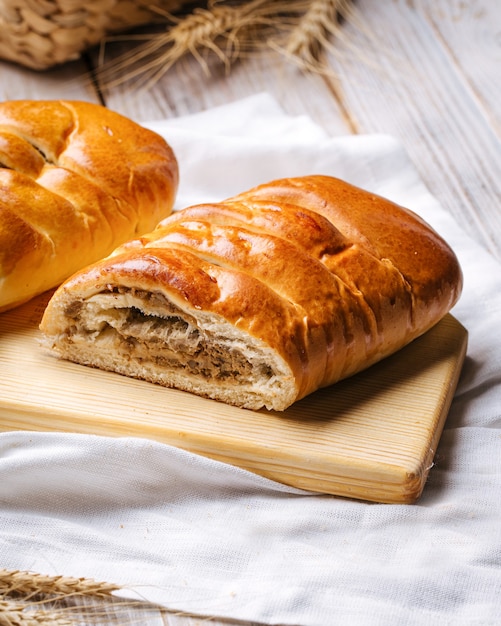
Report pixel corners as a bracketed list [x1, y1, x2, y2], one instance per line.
[0, 570, 119, 602]
[276, 0, 350, 70]
[96, 0, 287, 88]
[94, 0, 352, 90]
[0, 569, 189, 625]
[0, 570, 121, 625]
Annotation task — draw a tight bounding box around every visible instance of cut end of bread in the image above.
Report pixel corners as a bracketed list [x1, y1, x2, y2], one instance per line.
[40, 287, 297, 412]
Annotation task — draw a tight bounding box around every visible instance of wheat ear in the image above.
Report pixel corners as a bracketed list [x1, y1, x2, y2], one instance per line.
[96, 0, 281, 89]
[95, 0, 354, 89]
[0, 570, 119, 601]
[269, 0, 350, 71]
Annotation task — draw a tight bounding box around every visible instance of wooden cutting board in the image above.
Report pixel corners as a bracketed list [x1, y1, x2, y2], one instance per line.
[0, 291, 467, 504]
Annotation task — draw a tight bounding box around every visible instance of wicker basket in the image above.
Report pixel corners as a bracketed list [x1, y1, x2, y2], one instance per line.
[0, 0, 183, 70]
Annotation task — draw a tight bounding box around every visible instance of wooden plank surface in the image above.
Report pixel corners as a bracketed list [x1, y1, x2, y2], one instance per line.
[95, 35, 354, 135]
[0, 58, 98, 102]
[323, 0, 501, 261]
[0, 292, 467, 505]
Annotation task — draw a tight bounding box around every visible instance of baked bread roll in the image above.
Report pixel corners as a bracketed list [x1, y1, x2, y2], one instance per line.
[40, 175, 462, 411]
[0, 99, 178, 312]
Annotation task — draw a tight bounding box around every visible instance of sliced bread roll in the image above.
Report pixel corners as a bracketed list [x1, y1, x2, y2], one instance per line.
[39, 175, 462, 411]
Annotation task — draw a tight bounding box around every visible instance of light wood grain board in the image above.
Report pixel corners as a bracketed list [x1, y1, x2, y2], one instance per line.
[0, 291, 467, 504]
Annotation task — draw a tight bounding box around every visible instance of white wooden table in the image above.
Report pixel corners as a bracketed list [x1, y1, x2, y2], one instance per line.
[1, 1, 499, 623]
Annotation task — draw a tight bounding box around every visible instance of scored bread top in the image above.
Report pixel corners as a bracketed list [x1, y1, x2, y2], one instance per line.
[0, 99, 179, 312]
[40, 175, 463, 410]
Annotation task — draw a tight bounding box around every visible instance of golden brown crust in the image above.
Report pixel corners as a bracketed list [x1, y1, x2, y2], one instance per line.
[236, 177, 461, 323]
[0, 99, 178, 312]
[40, 175, 463, 410]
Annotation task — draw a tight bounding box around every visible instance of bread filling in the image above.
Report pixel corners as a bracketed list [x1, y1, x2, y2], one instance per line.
[55, 288, 291, 409]
[81, 300, 271, 383]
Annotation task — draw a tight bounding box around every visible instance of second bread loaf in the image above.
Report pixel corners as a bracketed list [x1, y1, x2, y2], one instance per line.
[0, 100, 179, 312]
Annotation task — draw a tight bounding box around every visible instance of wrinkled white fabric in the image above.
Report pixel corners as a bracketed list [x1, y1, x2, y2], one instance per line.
[1, 94, 500, 625]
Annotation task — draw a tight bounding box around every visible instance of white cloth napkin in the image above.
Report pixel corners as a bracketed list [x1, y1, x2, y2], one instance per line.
[1, 93, 500, 625]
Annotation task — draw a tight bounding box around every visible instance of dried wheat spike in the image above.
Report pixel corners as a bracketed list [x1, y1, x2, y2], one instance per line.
[0, 570, 120, 600]
[280, 0, 351, 70]
[97, 0, 284, 88]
